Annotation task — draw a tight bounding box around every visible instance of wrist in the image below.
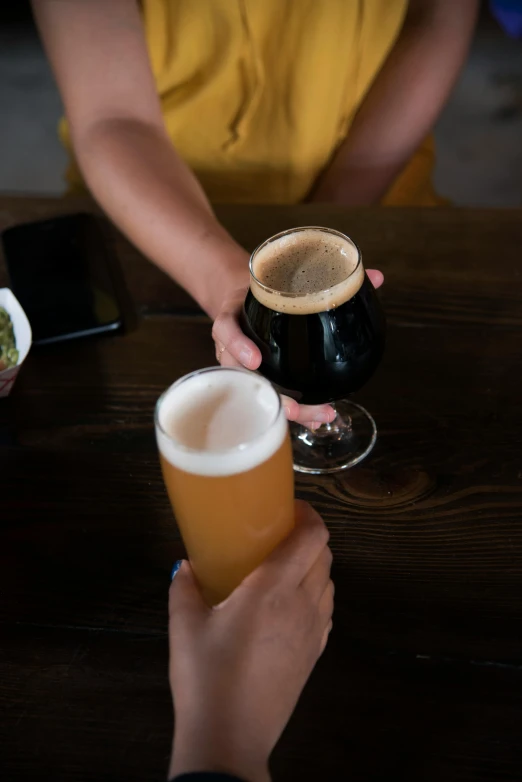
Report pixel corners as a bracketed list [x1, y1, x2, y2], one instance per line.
[169, 725, 271, 782]
[178, 217, 249, 318]
[313, 155, 408, 206]
[311, 168, 377, 206]
[198, 237, 250, 320]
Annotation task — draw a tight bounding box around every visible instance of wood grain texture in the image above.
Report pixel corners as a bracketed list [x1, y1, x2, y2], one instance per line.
[1, 197, 522, 781]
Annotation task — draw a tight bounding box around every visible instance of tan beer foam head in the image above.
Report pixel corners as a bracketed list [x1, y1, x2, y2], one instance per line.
[250, 227, 364, 314]
[155, 368, 287, 477]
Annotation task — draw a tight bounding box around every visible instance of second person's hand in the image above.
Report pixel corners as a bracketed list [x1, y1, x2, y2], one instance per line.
[168, 500, 334, 782]
[212, 269, 384, 428]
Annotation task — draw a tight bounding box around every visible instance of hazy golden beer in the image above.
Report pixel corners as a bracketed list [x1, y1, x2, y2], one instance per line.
[155, 367, 294, 604]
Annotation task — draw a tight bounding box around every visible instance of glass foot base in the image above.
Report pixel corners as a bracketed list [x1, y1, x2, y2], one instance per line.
[290, 400, 377, 475]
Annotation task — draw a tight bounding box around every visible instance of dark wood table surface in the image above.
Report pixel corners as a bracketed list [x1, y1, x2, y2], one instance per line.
[1, 196, 522, 782]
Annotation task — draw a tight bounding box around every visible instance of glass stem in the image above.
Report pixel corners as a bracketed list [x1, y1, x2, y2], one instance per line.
[314, 403, 353, 436]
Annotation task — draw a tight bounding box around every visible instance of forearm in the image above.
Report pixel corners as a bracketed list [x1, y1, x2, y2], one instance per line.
[312, 0, 478, 205]
[74, 119, 249, 317]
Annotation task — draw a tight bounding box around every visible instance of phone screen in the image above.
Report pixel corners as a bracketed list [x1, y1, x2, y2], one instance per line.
[2, 213, 123, 345]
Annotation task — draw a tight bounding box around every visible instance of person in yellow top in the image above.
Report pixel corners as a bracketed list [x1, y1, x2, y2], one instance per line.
[34, 0, 477, 425]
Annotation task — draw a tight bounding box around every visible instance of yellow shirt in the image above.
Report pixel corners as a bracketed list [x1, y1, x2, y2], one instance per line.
[60, 0, 443, 205]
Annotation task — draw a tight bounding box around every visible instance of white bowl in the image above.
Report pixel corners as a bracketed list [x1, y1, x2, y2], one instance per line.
[0, 288, 32, 398]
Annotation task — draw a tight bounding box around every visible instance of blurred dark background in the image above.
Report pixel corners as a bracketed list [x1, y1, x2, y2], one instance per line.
[1, 1, 521, 205]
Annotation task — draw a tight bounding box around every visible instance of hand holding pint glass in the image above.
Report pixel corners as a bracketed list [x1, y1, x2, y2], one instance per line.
[155, 367, 294, 605]
[242, 227, 386, 474]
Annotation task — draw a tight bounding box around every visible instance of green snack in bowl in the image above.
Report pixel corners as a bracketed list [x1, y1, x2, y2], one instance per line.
[0, 306, 18, 369]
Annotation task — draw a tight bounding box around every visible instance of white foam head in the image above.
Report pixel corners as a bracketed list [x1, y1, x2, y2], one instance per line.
[250, 227, 364, 314]
[155, 367, 287, 477]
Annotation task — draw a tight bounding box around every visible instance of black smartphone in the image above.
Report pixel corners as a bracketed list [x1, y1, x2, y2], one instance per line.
[2, 213, 124, 345]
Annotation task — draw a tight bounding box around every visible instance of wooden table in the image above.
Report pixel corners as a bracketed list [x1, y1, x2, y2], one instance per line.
[1, 197, 522, 782]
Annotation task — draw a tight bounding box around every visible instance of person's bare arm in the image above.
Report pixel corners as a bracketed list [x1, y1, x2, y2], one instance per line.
[32, 0, 248, 322]
[32, 0, 380, 426]
[168, 502, 334, 782]
[311, 0, 478, 205]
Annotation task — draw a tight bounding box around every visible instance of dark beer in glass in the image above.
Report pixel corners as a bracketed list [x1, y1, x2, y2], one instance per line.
[242, 227, 385, 473]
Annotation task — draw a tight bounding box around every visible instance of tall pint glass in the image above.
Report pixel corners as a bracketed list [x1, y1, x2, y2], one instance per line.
[155, 366, 294, 604]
